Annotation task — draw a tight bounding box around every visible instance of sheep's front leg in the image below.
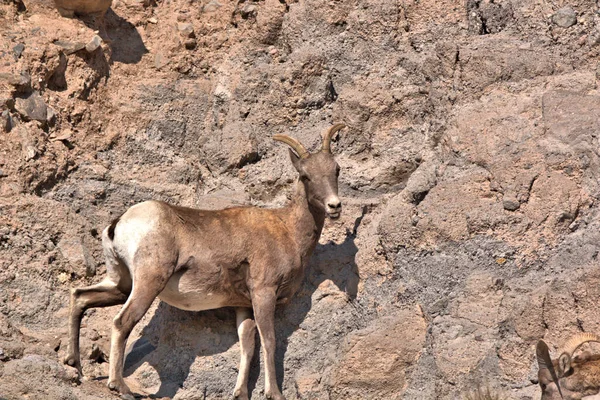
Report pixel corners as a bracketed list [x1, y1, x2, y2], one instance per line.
[252, 289, 285, 400]
[233, 307, 256, 400]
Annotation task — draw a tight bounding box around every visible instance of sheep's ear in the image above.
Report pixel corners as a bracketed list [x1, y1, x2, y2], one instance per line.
[289, 148, 303, 172]
[558, 353, 571, 376]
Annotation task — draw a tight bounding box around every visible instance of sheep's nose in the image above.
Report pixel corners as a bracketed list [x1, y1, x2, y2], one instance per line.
[328, 200, 341, 210]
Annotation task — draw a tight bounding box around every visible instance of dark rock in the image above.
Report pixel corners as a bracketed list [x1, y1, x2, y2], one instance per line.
[552, 7, 577, 28]
[1, 110, 12, 132]
[502, 196, 520, 211]
[14, 91, 48, 122]
[12, 43, 25, 59]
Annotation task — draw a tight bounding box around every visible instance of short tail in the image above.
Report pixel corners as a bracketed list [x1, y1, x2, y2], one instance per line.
[107, 216, 121, 240]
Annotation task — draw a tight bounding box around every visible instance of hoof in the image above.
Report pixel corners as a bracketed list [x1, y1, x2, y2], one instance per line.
[233, 389, 249, 400]
[63, 356, 75, 366]
[63, 356, 82, 378]
[108, 379, 133, 398]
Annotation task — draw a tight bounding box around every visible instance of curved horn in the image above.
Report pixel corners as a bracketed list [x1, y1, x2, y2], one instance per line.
[559, 332, 600, 357]
[273, 135, 309, 159]
[321, 123, 346, 153]
[537, 340, 563, 399]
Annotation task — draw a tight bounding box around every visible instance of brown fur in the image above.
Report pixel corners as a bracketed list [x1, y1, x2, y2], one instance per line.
[63, 128, 345, 400]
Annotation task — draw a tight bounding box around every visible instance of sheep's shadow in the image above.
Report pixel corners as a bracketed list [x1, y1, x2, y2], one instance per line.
[78, 8, 148, 64]
[122, 207, 364, 399]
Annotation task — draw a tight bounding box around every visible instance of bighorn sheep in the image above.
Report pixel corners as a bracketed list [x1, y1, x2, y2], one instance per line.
[63, 124, 347, 400]
[537, 333, 600, 399]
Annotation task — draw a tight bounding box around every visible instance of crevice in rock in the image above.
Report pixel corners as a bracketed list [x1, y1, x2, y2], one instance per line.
[412, 189, 429, 206]
[235, 151, 262, 169]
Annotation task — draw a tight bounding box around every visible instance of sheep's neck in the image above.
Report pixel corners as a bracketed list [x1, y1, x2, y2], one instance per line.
[289, 180, 325, 263]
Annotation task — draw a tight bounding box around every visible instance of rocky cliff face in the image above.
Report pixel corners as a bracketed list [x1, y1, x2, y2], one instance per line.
[2, 0, 600, 399]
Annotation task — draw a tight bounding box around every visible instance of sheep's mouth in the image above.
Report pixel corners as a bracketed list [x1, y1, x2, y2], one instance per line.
[327, 211, 341, 219]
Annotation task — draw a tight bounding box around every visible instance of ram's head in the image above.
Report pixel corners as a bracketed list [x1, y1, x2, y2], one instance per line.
[537, 333, 600, 400]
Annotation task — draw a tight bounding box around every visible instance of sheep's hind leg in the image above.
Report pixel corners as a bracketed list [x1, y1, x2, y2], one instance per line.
[233, 307, 257, 400]
[107, 272, 170, 399]
[64, 279, 130, 376]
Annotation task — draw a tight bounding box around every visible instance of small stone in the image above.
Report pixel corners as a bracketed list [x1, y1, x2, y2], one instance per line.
[551, 7, 577, 28]
[46, 107, 56, 126]
[14, 91, 48, 122]
[0, 72, 31, 90]
[154, 52, 169, 69]
[57, 272, 70, 283]
[53, 40, 86, 54]
[85, 35, 102, 52]
[502, 196, 520, 211]
[148, 17, 157, 24]
[177, 22, 195, 38]
[49, 130, 72, 142]
[23, 144, 37, 161]
[240, 4, 257, 18]
[202, 0, 221, 12]
[0, 169, 6, 178]
[12, 43, 25, 59]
